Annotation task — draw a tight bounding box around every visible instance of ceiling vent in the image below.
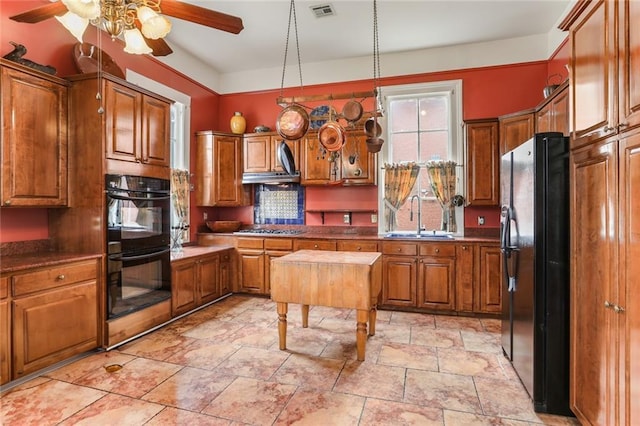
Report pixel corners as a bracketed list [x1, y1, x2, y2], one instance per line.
[310, 4, 335, 18]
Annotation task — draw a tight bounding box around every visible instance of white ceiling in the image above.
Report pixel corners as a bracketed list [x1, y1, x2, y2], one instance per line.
[156, 0, 574, 93]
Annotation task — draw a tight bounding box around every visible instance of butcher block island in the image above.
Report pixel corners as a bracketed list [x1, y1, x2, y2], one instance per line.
[270, 250, 382, 361]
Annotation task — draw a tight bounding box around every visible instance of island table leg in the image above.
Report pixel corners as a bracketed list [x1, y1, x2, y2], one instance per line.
[356, 309, 369, 361]
[301, 304, 309, 328]
[277, 302, 288, 350]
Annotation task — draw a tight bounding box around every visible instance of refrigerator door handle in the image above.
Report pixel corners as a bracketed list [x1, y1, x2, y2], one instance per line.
[505, 211, 519, 292]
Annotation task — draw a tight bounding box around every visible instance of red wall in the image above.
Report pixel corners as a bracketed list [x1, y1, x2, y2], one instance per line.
[1, 1, 570, 242]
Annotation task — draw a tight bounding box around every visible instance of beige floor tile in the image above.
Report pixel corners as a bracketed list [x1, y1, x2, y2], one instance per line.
[117, 330, 199, 361]
[145, 407, 234, 425]
[142, 366, 236, 411]
[405, 369, 482, 414]
[58, 393, 164, 425]
[214, 346, 290, 380]
[435, 315, 485, 331]
[390, 311, 437, 327]
[1, 379, 106, 425]
[443, 409, 532, 425]
[44, 351, 136, 383]
[461, 330, 503, 354]
[410, 325, 464, 348]
[201, 376, 297, 425]
[74, 357, 182, 398]
[181, 317, 245, 340]
[272, 353, 345, 390]
[474, 376, 542, 422]
[361, 398, 443, 425]
[334, 360, 406, 400]
[164, 339, 239, 370]
[438, 347, 509, 379]
[377, 342, 439, 371]
[274, 388, 365, 425]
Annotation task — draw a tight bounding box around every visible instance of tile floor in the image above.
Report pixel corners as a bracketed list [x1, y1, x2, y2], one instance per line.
[1, 295, 580, 425]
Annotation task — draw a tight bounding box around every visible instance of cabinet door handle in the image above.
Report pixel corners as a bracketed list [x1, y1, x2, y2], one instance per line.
[435, 248, 440, 253]
[603, 125, 616, 133]
[604, 300, 613, 309]
[613, 305, 625, 314]
[314, 244, 319, 249]
[4, 200, 11, 206]
[618, 122, 629, 130]
[57, 274, 65, 280]
[462, 246, 467, 250]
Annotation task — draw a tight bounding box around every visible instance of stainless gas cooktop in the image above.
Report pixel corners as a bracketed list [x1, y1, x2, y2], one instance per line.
[234, 229, 304, 235]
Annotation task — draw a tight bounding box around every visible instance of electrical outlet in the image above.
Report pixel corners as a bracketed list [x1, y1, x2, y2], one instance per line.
[371, 214, 378, 224]
[343, 214, 351, 224]
[478, 216, 485, 226]
[203, 212, 208, 221]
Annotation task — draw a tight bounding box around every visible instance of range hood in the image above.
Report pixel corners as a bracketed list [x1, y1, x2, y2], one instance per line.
[242, 171, 301, 184]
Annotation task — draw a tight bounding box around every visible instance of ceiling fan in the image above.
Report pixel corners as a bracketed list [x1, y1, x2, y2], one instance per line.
[9, 0, 244, 57]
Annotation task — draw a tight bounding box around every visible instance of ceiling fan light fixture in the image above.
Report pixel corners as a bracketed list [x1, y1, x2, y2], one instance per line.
[123, 27, 152, 54]
[61, 0, 100, 20]
[55, 11, 89, 43]
[137, 5, 172, 39]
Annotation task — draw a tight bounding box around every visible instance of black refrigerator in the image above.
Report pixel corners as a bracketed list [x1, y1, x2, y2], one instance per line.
[500, 132, 573, 416]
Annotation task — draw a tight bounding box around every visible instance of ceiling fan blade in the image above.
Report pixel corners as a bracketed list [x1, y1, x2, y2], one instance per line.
[144, 37, 173, 57]
[160, 0, 244, 34]
[9, 2, 67, 23]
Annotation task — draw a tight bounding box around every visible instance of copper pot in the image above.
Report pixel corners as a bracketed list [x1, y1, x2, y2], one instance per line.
[364, 117, 382, 138]
[366, 137, 384, 153]
[318, 121, 346, 152]
[276, 104, 310, 140]
[342, 100, 363, 123]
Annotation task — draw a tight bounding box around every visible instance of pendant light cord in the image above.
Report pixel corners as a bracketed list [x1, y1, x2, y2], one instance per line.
[373, 0, 381, 109]
[280, 0, 304, 98]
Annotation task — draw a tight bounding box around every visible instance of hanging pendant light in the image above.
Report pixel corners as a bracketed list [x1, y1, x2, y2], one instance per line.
[123, 28, 153, 54]
[55, 12, 89, 43]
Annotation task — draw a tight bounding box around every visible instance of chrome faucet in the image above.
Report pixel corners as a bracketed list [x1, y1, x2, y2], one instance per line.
[409, 194, 422, 235]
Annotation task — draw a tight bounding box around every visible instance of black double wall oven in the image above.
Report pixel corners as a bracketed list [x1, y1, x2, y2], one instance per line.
[106, 174, 171, 320]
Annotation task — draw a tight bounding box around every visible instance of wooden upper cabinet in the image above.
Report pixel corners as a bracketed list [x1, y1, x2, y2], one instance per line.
[536, 83, 569, 136]
[243, 133, 300, 173]
[301, 131, 377, 186]
[0, 60, 69, 207]
[66, 73, 171, 180]
[465, 119, 499, 206]
[340, 133, 377, 185]
[196, 131, 250, 207]
[104, 79, 170, 168]
[568, 0, 615, 146]
[499, 110, 535, 154]
[618, 0, 640, 136]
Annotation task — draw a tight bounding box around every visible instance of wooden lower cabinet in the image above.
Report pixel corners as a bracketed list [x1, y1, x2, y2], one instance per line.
[293, 239, 337, 251]
[382, 241, 501, 314]
[455, 244, 476, 312]
[336, 240, 379, 252]
[171, 250, 232, 317]
[8, 258, 99, 381]
[237, 237, 266, 294]
[417, 244, 456, 311]
[477, 245, 502, 313]
[1, 277, 10, 385]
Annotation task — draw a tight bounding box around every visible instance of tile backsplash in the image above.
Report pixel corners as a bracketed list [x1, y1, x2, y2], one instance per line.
[254, 184, 304, 225]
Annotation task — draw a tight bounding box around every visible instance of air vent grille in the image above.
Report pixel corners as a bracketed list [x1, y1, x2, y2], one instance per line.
[310, 3, 335, 18]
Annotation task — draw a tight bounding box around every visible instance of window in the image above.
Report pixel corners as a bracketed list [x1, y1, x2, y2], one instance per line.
[378, 80, 464, 234]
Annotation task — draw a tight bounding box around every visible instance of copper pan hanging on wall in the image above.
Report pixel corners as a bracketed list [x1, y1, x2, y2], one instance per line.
[318, 121, 346, 152]
[276, 104, 310, 141]
[341, 100, 363, 123]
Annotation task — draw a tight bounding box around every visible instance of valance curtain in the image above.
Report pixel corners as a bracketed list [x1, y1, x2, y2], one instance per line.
[170, 169, 190, 248]
[425, 160, 458, 232]
[383, 162, 421, 231]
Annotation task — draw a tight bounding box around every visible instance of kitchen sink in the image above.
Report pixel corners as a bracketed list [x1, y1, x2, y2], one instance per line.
[384, 231, 455, 240]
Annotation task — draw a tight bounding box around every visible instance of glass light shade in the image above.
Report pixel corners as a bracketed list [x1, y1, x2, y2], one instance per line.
[138, 8, 172, 39]
[55, 12, 89, 43]
[123, 28, 153, 54]
[61, 0, 100, 20]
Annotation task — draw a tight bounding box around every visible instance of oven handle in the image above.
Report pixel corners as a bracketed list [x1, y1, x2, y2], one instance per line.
[106, 192, 170, 202]
[108, 248, 171, 262]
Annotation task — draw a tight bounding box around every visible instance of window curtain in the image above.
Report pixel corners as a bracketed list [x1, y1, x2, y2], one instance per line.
[425, 160, 458, 232]
[383, 162, 421, 231]
[170, 169, 190, 248]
